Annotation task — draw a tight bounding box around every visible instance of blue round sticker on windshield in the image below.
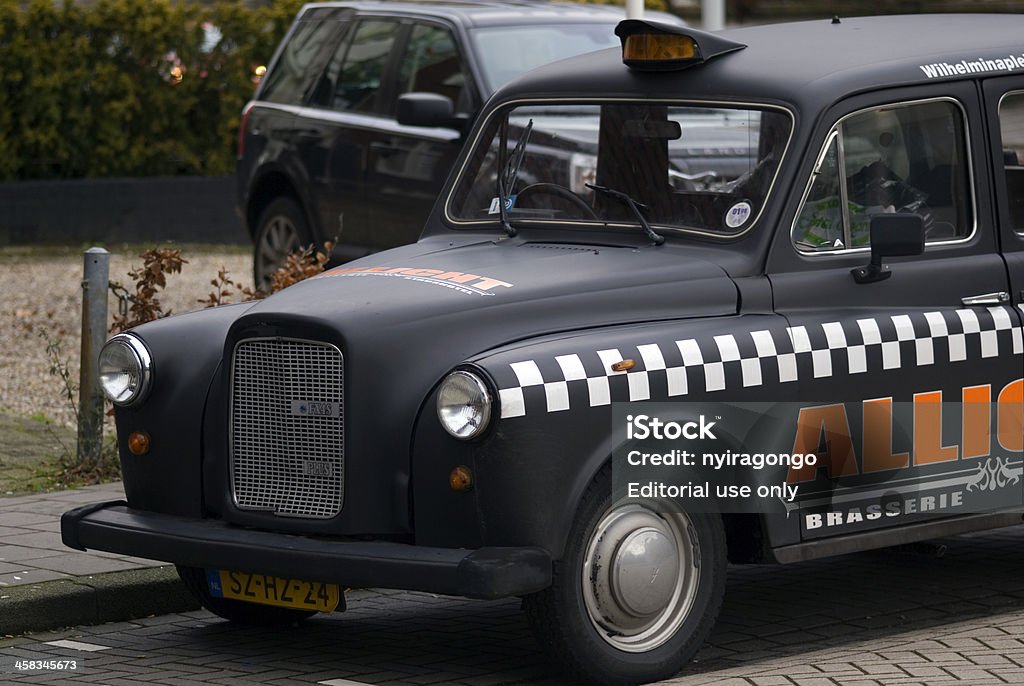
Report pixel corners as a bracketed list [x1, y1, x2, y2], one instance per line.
[725, 201, 752, 228]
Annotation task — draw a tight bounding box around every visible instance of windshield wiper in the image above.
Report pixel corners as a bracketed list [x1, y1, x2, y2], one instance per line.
[586, 183, 665, 246]
[495, 119, 533, 237]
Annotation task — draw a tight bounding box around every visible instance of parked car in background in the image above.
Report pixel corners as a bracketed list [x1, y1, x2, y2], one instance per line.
[237, 0, 684, 287]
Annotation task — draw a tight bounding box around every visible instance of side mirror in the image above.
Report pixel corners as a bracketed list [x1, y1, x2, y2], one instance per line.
[396, 92, 459, 129]
[851, 213, 925, 284]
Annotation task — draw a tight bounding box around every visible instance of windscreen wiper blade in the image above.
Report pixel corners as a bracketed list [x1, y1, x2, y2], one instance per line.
[495, 119, 534, 237]
[586, 183, 665, 245]
[503, 119, 533, 191]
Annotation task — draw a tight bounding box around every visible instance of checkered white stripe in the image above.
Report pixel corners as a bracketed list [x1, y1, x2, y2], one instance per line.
[496, 306, 1024, 419]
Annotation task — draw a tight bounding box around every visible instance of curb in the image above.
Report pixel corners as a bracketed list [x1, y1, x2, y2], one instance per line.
[0, 566, 200, 636]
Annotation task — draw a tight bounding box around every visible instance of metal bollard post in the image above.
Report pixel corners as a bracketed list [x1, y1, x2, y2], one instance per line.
[77, 247, 110, 467]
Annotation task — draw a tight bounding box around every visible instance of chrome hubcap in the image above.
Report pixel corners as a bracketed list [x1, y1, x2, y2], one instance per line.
[611, 527, 680, 617]
[582, 504, 699, 652]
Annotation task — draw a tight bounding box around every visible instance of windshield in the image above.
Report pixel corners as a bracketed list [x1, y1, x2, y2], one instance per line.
[470, 25, 620, 92]
[448, 102, 792, 236]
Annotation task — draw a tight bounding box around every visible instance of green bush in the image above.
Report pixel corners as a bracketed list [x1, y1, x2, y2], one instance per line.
[0, 0, 302, 180]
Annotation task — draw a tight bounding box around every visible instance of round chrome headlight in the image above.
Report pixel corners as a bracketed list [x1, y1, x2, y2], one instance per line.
[437, 370, 492, 440]
[98, 334, 153, 407]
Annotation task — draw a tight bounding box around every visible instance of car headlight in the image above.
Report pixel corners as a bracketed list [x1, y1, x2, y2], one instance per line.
[98, 334, 153, 407]
[437, 370, 492, 440]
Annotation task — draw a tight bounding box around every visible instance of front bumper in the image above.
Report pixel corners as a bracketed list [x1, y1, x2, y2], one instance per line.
[61, 501, 552, 600]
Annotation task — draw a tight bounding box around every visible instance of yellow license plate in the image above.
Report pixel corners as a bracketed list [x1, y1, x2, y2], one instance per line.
[208, 570, 340, 612]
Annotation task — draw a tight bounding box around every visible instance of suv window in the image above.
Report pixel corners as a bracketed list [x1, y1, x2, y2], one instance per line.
[260, 19, 341, 106]
[998, 91, 1024, 233]
[397, 24, 466, 114]
[793, 99, 971, 252]
[328, 19, 401, 113]
[469, 25, 621, 92]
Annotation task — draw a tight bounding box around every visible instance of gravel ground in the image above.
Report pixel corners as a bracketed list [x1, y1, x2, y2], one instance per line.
[0, 247, 252, 429]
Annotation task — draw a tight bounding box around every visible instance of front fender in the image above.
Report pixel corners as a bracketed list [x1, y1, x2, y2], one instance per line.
[475, 401, 614, 560]
[113, 302, 256, 517]
[409, 364, 610, 558]
[462, 313, 805, 559]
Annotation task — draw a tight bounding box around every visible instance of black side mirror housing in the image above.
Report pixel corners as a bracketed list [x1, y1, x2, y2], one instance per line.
[396, 92, 460, 129]
[851, 213, 925, 284]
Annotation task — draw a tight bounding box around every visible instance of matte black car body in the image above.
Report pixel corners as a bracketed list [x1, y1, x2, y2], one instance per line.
[68, 14, 1024, 685]
[237, 0, 681, 286]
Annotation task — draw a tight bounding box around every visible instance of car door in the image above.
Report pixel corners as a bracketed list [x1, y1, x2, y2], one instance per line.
[301, 17, 405, 261]
[985, 78, 1024, 326]
[767, 83, 1024, 541]
[247, 10, 350, 239]
[984, 77, 1024, 506]
[364, 20, 475, 248]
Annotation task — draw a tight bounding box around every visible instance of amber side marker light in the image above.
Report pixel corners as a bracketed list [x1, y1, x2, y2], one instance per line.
[449, 466, 474, 492]
[615, 19, 746, 72]
[611, 359, 636, 372]
[128, 431, 151, 456]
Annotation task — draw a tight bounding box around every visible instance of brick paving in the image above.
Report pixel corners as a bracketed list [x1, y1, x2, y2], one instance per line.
[3, 579, 1024, 684]
[0, 483, 158, 588]
[3, 484, 1024, 684]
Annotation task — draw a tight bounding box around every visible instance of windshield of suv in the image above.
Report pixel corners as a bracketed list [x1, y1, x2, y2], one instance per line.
[470, 26, 620, 91]
[448, 102, 792, 236]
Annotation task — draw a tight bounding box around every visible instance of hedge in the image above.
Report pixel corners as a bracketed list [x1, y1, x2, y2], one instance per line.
[0, 0, 303, 180]
[7, 0, 1009, 181]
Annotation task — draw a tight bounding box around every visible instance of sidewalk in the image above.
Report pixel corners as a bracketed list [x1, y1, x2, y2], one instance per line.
[0, 482, 197, 635]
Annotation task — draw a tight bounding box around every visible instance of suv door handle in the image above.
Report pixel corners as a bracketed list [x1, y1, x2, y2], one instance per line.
[961, 291, 1010, 306]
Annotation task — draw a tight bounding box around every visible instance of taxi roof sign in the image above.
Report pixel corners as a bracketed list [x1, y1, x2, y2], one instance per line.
[615, 19, 746, 71]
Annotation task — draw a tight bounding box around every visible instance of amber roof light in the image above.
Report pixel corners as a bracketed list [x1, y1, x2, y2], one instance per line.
[615, 19, 746, 71]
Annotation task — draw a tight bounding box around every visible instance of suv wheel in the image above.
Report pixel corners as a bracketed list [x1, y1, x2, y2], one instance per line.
[253, 196, 313, 290]
[176, 566, 316, 626]
[522, 466, 726, 685]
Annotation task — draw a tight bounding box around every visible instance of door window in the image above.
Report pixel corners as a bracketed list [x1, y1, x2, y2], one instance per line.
[793, 99, 972, 252]
[260, 19, 342, 105]
[396, 24, 466, 114]
[326, 20, 400, 113]
[998, 92, 1024, 233]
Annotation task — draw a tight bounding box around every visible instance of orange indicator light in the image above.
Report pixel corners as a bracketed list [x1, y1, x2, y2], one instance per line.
[128, 431, 151, 456]
[449, 466, 473, 492]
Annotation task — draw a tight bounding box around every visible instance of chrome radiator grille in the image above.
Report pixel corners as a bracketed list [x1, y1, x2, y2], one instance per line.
[230, 338, 344, 519]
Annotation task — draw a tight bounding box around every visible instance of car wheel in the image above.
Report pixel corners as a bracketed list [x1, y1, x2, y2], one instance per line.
[522, 466, 726, 685]
[252, 197, 313, 290]
[176, 565, 316, 626]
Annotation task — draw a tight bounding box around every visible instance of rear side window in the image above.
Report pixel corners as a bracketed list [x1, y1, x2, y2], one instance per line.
[396, 24, 466, 114]
[793, 99, 972, 252]
[325, 20, 400, 113]
[260, 19, 341, 105]
[998, 91, 1024, 233]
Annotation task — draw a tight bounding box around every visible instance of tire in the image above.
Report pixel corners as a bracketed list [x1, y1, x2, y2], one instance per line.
[523, 466, 726, 685]
[252, 196, 314, 290]
[176, 566, 316, 627]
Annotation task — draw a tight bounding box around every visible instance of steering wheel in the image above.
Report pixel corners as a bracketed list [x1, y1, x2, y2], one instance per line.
[514, 183, 599, 219]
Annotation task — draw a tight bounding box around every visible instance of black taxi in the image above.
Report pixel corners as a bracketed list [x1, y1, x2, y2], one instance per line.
[64, 14, 1024, 685]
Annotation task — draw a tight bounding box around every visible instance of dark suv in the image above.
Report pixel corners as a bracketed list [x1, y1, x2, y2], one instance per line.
[237, 0, 682, 286]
